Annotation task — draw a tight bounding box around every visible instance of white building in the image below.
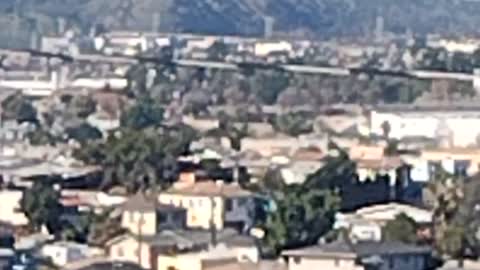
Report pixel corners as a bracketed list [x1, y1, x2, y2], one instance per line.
[0, 191, 28, 227]
[370, 108, 480, 147]
[42, 242, 103, 267]
[282, 241, 431, 270]
[254, 41, 293, 57]
[334, 203, 432, 242]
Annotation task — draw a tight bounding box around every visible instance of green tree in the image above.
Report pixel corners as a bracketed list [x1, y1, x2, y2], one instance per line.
[252, 71, 290, 105]
[20, 181, 62, 233]
[120, 96, 164, 129]
[208, 41, 228, 61]
[273, 112, 313, 136]
[27, 128, 59, 146]
[65, 122, 102, 144]
[69, 95, 97, 118]
[74, 126, 196, 193]
[262, 184, 340, 256]
[1, 93, 37, 123]
[427, 169, 469, 263]
[383, 213, 418, 244]
[87, 209, 126, 246]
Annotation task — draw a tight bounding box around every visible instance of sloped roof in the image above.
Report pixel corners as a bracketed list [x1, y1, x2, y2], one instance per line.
[106, 228, 256, 249]
[282, 241, 431, 258]
[165, 182, 253, 197]
[122, 193, 183, 213]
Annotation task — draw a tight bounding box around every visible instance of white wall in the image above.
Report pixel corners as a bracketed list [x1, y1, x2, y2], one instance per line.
[0, 191, 28, 226]
[370, 111, 480, 147]
[159, 194, 224, 229]
[42, 244, 89, 266]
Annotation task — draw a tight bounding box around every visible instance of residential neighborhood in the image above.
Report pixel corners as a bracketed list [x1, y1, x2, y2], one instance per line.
[2, 2, 480, 270]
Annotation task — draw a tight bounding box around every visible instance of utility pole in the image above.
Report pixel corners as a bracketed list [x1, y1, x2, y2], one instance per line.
[210, 196, 217, 247]
[138, 212, 143, 267]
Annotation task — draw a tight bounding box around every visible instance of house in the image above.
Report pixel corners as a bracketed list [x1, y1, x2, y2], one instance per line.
[60, 189, 126, 213]
[254, 42, 293, 58]
[240, 136, 327, 158]
[41, 241, 104, 267]
[107, 229, 257, 270]
[182, 116, 220, 133]
[0, 191, 28, 227]
[370, 106, 480, 147]
[157, 244, 259, 270]
[0, 248, 14, 270]
[66, 260, 145, 270]
[279, 146, 325, 185]
[121, 194, 187, 236]
[420, 148, 480, 177]
[334, 203, 432, 242]
[159, 181, 256, 231]
[355, 157, 404, 182]
[282, 241, 432, 270]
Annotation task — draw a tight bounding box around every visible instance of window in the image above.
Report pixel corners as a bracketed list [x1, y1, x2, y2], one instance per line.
[198, 199, 202, 207]
[224, 199, 233, 212]
[117, 247, 124, 257]
[237, 198, 246, 207]
[293, 257, 301, 264]
[129, 212, 134, 223]
[189, 199, 194, 208]
[158, 213, 167, 223]
[389, 257, 394, 269]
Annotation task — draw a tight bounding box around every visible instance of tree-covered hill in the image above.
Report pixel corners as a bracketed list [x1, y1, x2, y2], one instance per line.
[2, 0, 480, 46]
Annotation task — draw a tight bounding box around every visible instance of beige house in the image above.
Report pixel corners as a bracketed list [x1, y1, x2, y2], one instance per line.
[159, 181, 255, 230]
[107, 229, 257, 270]
[120, 194, 186, 236]
[334, 203, 433, 242]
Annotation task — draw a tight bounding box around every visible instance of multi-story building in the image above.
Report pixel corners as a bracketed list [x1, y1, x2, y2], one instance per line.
[159, 179, 256, 231]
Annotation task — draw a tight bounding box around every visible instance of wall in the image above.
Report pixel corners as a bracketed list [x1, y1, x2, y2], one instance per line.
[159, 194, 225, 229]
[254, 42, 293, 57]
[287, 257, 363, 270]
[223, 197, 254, 229]
[121, 210, 157, 236]
[109, 237, 152, 270]
[370, 111, 480, 147]
[157, 255, 202, 270]
[378, 254, 426, 270]
[70, 78, 128, 90]
[0, 191, 28, 226]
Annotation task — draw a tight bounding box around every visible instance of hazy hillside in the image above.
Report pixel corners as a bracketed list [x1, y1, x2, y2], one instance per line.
[2, 0, 480, 46]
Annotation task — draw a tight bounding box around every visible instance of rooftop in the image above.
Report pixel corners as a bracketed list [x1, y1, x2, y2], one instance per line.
[122, 193, 184, 213]
[107, 228, 256, 249]
[282, 241, 431, 259]
[165, 181, 253, 197]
